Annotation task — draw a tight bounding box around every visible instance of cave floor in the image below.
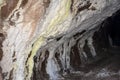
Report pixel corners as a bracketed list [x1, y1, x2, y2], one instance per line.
[63, 53, 120, 80]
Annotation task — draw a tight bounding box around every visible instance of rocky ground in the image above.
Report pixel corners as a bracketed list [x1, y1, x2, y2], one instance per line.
[63, 47, 120, 80]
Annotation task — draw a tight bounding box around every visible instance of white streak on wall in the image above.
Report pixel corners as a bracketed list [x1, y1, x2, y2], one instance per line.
[87, 37, 97, 57]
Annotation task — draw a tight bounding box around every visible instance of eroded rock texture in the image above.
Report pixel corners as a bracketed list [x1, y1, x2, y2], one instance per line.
[0, 0, 120, 80]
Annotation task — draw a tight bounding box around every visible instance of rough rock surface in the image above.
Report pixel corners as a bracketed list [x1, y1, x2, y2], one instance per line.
[0, 0, 120, 80]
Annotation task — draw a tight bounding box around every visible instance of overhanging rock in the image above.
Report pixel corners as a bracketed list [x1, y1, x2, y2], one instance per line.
[0, 0, 120, 80]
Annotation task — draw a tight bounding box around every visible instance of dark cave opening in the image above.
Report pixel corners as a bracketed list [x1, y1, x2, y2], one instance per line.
[70, 10, 120, 80]
[93, 10, 120, 56]
[70, 10, 120, 69]
[71, 10, 120, 75]
[87, 10, 120, 79]
[105, 10, 120, 47]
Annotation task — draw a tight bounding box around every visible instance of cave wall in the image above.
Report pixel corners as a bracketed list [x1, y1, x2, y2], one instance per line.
[0, 0, 120, 80]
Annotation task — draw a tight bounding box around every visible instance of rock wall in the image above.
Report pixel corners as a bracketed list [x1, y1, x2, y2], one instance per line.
[0, 0, 120, 80]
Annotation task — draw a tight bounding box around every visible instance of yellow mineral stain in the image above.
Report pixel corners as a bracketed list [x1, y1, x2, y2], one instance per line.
[26, 0, 71, 79]
[26, 37, 45, 79]
[45, 0, 71, 36]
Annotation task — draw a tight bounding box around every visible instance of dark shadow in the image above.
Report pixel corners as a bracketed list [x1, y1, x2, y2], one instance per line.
[106, 10, 120, 47]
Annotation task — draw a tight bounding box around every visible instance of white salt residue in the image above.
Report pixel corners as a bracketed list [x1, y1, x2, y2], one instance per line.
[85, 71, 94, 77]
[87, 37, 97, 57]
[72, 71, 85, 75]
[46, 59, 60, 80]
[96, 69, 110, 78]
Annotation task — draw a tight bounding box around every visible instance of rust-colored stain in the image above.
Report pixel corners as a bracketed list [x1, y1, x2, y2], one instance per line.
[20, 0, 28, 8]
[21, 0, 50, 38]
[1, 0, 19, 20]
[1, 0, 50, 38]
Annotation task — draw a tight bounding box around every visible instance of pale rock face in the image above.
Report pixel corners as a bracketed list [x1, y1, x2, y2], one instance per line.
[0, 0, 120, 80]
